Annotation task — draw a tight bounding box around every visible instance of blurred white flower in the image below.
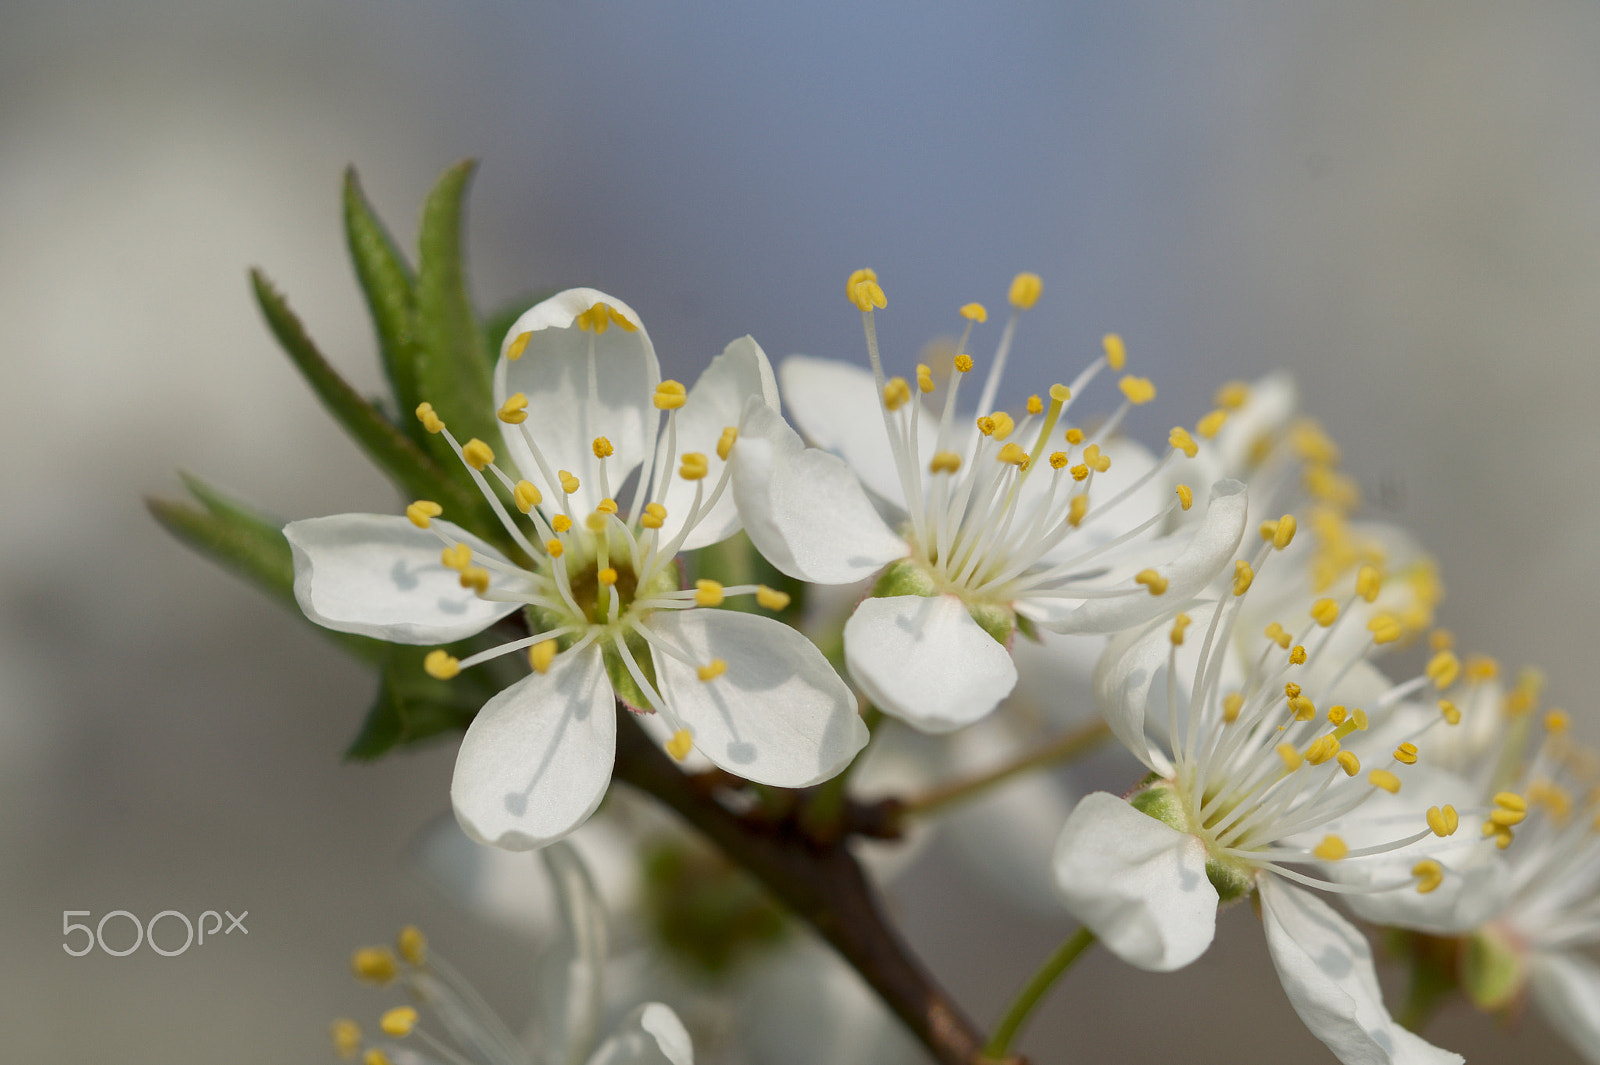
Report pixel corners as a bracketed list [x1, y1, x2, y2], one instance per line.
[286, 288, 866, 851]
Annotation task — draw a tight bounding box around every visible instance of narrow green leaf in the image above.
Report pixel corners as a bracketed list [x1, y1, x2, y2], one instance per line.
[342, 167, 425, 443]
[413, 160, 501, 461]
[344, 641, 505, 760]
[249, 268, 496, 533]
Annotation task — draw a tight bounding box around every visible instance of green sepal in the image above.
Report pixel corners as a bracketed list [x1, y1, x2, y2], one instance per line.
[342, 167, 423, 440]
[604, 628, 660, 713]
[343, 640, 509, 761]
[967, 600, 1015, 647]
[643, 837, 788, 975]
[870, 557, 938, 598]
[1129, 781, 1252, 903]
[146, 472, 382, 663]
[412, 160, 501, 469]
[248, 269, 501, 537]
[1461, 926, 1528, 1011]
[1015, 611, 1041, 643]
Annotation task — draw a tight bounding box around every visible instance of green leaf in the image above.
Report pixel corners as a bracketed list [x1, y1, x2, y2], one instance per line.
[413, 160, 501, 466]
[249, 268, 501, 539]
[342, 167, 424, 442]
[344, 641, 505, 761]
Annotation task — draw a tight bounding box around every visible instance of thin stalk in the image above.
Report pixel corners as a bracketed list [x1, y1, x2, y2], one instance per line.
[984, 927, 1096, 1059]
[898, 719, 1111, 820]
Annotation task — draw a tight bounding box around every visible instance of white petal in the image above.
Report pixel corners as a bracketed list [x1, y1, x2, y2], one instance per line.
[843, 594, 1018, 733]
[657, 335, 779, 552]
[538, 841, 608, 1065]
[1051, 791, 1218, 971]
[1030, 478, 1248, 634]
[451, 645, 617, 851]
[779, 354, 930, 508]
[1530, 952, 1600, 1065]
[495, 288, 660, 514]
[584, 1003, 694, 1065]
[1259, 875, 1463, 1065]
[284, 513, 520, 644]
[649, 608, 867, 787]
[730, 400, 907, 583]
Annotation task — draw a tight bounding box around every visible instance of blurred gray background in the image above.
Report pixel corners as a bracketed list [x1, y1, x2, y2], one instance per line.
[5, 1, 1598, 1062]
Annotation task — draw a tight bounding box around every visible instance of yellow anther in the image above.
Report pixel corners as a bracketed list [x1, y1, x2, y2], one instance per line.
[1313, 835, 1348, 861]
[1305, 734, 1339, 764]
[498, 393, 529, 424]
[1351, 708, 1370, 730]
[930, 450, 963, 474]
[847, 272, 887, 311]
[1485, 823, 1515, 849]
[1285, 683, 1302, 699]
[1118, 375, 1156, 405]
[695, 579, 724, 607]
[1428, 628, 1455, 652]
[990, 412, 1015, 439]
[366, 1049, 394, 1065]
[332, 1018, 362, 1059]
[1196, 409, 1228, 439]
[654, 380, 688, 410]
[1393, 742, 1419, 765]
[1303, 600, 1338, 629]
[591, 436, 614, 460]
[1494, 791, 1528, 813]
[352, 946, 399, 984]
[1264, 622, 1292, 649]
[507, 331, 532, 360]
[1174, 484, 1194, 511]
[1067, 495, 1089, 527]
[462, 439, 495, 471]
[1023, 394, 1042, 416]
[1064, 427, 1085, 445]
[1355, 564, 1383, 603]
[1102, 333, 1126, 370]
[914, 364, 936, 394]
[1214, 380, 1250, 410]
[575, 301, 635, 333]
[529, 640, 558, 674]
[1232, 560, 1255, 597]
[697, 658, 728, 682]
[1490, 807, 1526, 828]
[596, 498, 619, 515]
[1009, 272, 1042, 310]
[380, 1006, 419, 1038]
[1290, 420, 1340, 465]
[1465, 655, 1500, 682]
[1290, 645, 1308, 666]
[1045, 451, 1069, 470]
[424, 650, 461, 680]
[1070, 464, 1090, 482]
[1336, 750, 1361, 776]
[459, 567, 490, 594]
[666, 728, 694, 761]
[513, 481, 542, 513]
[1134, 569, 1168, 596]
[1223, 692, 1245, 723]
[954, 353, 974, 373]
[1438, 699, 1461, 725]
[679, 452, 710, 480]
[397, 926, 425, 966]
[1278, 743, 1304, 770]
[552, 515, 573, 534]
[1327, 705, 1347, 725]
[1546, 709, 1571, 733]
[1368, 615, 1402, 645]
[406, 500, 443, 529]
[1505, 668, 1544, 718]
[717, 426, 739, 461]
[756, 585, 791, 610]
[440, 543, 472, 571]
[1370, 769, 1402, 794]
[882, 376, 912, 410]
[1081, 444, 1111, 472]
[1170, 613, 1191, 646]
[1289, 696, 1317, 722]
[558, 470, 581, 494]
[415, 401, 445, 434]
[641, 502, 667, 529]
[1413, 859, 1444, 894]
[597, 567, 619, 587]
[1168, 426, 1198, 458]
[997, 442, 1030, 468]
[545, 538, 564, 558]
[1426, 651, 1461, 690]
[959, 302, 988, 322]
[1425, 805, 1459, 837]
[1272, 514, 1297, 550]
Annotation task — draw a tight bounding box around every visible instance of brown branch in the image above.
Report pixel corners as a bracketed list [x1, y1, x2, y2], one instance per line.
[610, 706, 1020, 1065]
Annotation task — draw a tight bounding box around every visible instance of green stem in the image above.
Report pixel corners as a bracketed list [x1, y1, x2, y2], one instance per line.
[899, 719, 1111, 820]
[799, 703, 884, 842]
[984, 927, 1096, 1059]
